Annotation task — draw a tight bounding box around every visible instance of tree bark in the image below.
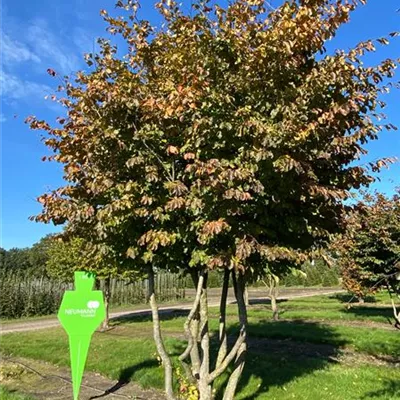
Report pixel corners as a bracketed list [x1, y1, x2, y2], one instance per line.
[189, 271, 201, 380]
[148, 267, 176, 400]
[271, 294, 279, 321]
[270, 277, 279, 321]
[189, 316, 201, 379]
[101, 276, 111, 330]
[222, 273, 247, 400]
[244, 284, 249, 307]
[179, 270, 203, 382]
[216, 269, 230, 369]
[390, 298, 400, 329]
[198, 270, 212, 400]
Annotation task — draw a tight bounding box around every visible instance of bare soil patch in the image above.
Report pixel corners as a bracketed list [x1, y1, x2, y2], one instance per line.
[0, 357, 165, 400]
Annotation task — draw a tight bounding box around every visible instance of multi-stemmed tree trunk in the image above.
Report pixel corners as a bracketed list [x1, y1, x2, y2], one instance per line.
[177, 269, 248, 400]
[148, 267, 248, 399]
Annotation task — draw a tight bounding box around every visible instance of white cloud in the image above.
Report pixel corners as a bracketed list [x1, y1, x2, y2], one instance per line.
[0, 113, 6, 123]
[0, 69, 52, 101]
[0, 10, 92, 111]
[1, 31, 41, 65]
[26, 19, 81, 74]
[73, 27, 96, 55]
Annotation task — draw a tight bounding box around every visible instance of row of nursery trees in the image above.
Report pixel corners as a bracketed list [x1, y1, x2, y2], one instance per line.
[26, 1, 399, 399]
[0, 240, 186, 321]
[0, 235, 338, 320]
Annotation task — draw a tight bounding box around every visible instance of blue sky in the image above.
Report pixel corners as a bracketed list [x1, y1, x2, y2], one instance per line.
[1, 0, 399, 250]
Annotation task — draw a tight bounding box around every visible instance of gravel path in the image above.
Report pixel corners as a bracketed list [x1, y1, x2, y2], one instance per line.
[0, 287, 343, 335]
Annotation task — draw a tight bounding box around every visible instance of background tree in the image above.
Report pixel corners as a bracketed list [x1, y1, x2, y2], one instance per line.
[28, 1, 399, 398]
[2, 248, 32, 273]
[45, 237, 86, 282]
[0, 248, 7, 269]
[46, 235, 135, 329]
[261, 271, 280, 321]
[29, 234, 55, 277]
[334, 190, 400, 307]
[259, 266, 308, 320]
[1, 236, 54, 277]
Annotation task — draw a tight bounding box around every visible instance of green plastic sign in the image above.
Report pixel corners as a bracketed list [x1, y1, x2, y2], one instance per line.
[58, 271, 105, 400]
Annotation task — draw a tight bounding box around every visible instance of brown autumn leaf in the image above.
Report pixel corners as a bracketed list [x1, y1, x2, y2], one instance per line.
[167, 145, 179, 155]
[183, 152, 195, 160]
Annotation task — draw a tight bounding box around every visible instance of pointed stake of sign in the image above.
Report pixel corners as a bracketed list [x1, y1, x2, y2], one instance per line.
[58, 272, 106, 400]
[69, 335, 91, 400]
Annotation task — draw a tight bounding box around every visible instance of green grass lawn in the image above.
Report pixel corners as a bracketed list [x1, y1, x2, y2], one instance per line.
[1, 292, 399, 399]
[111, 293, 400, 358]
[221, 292, 395, 324]
[0, 387, 34, 400]
[114, 314, 399, 357]
[2, 326, 399, 399]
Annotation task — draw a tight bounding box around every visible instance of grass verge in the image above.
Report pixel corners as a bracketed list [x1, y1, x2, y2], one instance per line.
[1, 292, 399, 399]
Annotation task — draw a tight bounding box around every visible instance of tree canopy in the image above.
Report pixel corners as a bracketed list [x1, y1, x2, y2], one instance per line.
[335, 190, 400, 299]
[27, 1, 399, 398]
[29, 0, 398, 279]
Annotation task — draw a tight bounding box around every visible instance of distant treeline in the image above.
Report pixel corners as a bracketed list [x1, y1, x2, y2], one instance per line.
[0, 246, 47, 276]
[186, 260, 340, 288]
[1, 241, 339, 319]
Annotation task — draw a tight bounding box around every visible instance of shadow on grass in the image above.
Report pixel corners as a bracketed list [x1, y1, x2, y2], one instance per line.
[111, 308, 190, 326]
[89, 360, 159, 399]
[248, 298, 289, 306]
[110, 313, 349, 399]
[214, 320, 346, 400]
[340, 305, 394, 321]
[332, 293, 377, 304]
[106, 309, 396, 399]
[362, 379, 400, 399]
[167, 319, 345, 400]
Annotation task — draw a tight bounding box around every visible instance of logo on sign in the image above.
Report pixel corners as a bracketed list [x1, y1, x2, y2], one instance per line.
[87, 301, 100, 309]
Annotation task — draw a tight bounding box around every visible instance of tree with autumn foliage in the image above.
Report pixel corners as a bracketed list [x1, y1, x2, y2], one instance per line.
[28, 1, 399, 398]
[334, 191, 400, 311]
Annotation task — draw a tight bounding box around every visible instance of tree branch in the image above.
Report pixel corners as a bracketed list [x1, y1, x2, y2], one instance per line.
[221, 273, 248, 400]
[207, 325, 246, 383]
[141, 139, 174, 182]
[179, 271, 204, 362]
[148, 267, 176, 400]
[198, 270, 212, 398]
[216, 268, 230, 369]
